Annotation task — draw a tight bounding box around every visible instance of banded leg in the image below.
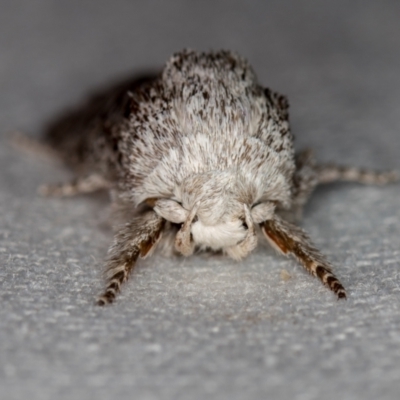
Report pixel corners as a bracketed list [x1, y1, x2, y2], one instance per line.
[317, 164, 399, 185]
[9, 130, 59, 161]
[38, 174, 110, 197]
[291, 149, 399, 219]
[290, 149, 320, 220]
[97, 211, 165, 305]
[261, 216, 346, 299]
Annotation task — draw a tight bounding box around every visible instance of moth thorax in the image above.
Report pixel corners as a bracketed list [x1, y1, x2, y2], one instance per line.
[178, 171, 251, 223]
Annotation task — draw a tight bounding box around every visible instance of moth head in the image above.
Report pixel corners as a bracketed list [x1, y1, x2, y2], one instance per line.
[152, 188, 275, 260]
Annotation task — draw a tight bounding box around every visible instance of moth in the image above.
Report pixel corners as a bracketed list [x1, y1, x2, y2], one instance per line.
[39, 49, 398, 305]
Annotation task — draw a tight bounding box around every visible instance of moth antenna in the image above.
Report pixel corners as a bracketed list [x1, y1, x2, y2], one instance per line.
[261, 215, 346, 299]
[97, 211, 165, 305]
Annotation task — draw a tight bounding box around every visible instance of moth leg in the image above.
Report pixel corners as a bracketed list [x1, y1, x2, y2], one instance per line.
[38, 174, 110, 197]
[317, 164, 399, 185]
[9, 130, 60, 161]
[291, 149, 399, 219]
[261, 215, 346, 299]
[290, 149, 320, 220]
[97, 211, 165, 306]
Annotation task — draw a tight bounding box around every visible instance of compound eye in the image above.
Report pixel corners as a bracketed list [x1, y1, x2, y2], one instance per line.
[239, 217, 249, 230]
[153, 199, 189, 223]
[250, 202, 275, 223]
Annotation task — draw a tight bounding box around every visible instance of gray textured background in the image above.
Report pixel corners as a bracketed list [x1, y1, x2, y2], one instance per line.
[1, 1, 400, 399]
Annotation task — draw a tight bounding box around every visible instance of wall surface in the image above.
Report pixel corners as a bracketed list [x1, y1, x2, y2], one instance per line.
[1, 1, 400, 399]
